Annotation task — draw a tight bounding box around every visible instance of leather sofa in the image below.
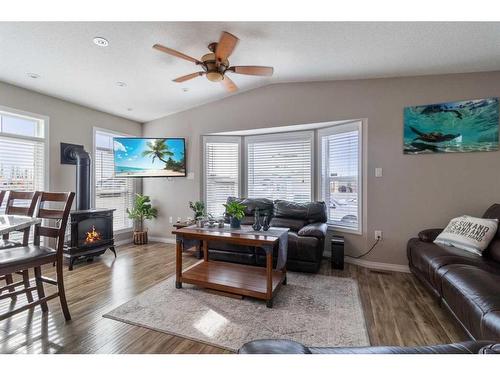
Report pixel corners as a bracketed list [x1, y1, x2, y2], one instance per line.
[407, 204, 500, 341]
[238, 339, 500, 354]
[208, 197, 328, 273]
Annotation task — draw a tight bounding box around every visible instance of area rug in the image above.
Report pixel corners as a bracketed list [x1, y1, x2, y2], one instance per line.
[103, 272, 370, 352]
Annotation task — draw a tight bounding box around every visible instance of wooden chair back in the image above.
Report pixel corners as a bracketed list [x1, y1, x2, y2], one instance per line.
[0, 190, 6, 208]
[3, 191, 40, 244]
[5, 191, 39, 216]
[34, 192, 75, 254]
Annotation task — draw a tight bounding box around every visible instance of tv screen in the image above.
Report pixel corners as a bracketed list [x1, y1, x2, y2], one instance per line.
[113, 137, 186, 177]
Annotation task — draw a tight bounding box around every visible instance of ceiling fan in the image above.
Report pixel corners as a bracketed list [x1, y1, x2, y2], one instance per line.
[153, 31, 274, 93]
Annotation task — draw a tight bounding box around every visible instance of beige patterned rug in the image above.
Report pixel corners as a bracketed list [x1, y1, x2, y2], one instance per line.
[104, 272, 370, 352]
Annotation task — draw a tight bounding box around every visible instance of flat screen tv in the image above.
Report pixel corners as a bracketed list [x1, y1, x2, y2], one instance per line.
[113, 137, 186, 177]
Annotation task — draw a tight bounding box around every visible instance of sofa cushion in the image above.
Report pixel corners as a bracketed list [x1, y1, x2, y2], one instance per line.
[298, 223, 327, 238]
[226, 197, 274, 217]
[441, 264, 500, 339]
[407, 238, 500, 293]
[287, 232, 320, 262]
[269, 217, 306, 232]
[273, 200, 327, 223]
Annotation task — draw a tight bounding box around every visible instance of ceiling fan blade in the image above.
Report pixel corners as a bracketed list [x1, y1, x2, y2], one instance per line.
[172, 72, 205, 83]
[221, 75, 238, 93]
[229, 66, 274, 76]
[215, 31, 239, 62]
[153, 44, 201, 64]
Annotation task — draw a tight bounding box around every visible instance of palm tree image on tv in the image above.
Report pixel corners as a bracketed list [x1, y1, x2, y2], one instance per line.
[142, 139, 174, 168]
[113, 138, 186, 177]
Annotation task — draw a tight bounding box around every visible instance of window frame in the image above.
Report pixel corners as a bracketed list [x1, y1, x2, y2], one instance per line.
[317, 120, 363, 234]
[0, 105, 49, 192]
[93, 126, 137, 234]
[202, 135, 242, 216]
[244, 130, 314, 202]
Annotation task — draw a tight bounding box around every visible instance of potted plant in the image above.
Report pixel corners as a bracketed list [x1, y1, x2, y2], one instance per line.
[223, 201, 246, 229]
[127, 193, 158, 245]
[189, 201, 205, 220]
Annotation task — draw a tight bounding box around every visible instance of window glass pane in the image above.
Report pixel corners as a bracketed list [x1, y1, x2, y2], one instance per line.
[1, 115, 39, 137]
[247, 135, 312, 202]
[94, 130, 135, 231]
[205, 141, 239, 217]
[321, 127, 360, 230]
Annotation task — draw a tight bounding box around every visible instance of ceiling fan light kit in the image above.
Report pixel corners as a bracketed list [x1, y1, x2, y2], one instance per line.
[153, 31, 274, 92]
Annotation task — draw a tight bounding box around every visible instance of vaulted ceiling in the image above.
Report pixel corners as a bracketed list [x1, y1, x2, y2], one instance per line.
[1, 22, 500, 122]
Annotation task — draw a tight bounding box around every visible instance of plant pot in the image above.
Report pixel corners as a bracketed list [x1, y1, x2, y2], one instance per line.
[230, 217, 241, 229]
[133, 230, 148, 245]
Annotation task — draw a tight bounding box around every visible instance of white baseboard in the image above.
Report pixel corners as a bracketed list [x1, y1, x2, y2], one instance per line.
[149, 236, 176, 244]
[345, 257, 410, 273]
[115, 238, 133, 247]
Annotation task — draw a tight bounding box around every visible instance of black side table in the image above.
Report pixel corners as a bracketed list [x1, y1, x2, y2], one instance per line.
[331, 235, 345, 270]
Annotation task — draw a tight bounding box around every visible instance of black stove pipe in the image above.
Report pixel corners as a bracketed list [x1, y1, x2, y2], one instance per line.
[69, 147, 91, 211]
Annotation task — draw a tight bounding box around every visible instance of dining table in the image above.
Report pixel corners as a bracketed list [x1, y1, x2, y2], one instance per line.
[0, 215, 42, 239]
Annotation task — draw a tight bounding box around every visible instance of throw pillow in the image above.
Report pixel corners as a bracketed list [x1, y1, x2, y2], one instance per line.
[434, 215, 498, 256]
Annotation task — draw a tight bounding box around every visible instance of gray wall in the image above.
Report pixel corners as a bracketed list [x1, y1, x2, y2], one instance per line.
[143, 71, 500, 266]
[0, 81, 142, 241]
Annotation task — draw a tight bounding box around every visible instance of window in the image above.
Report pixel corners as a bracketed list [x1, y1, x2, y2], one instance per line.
[247, 132, 313, 202]
[203, 137, 240, 217]
[94, 129, 135, 231]
[319, 121, 362, 232]
[0, 108, 46, 194]
[202, 122, 363, 234]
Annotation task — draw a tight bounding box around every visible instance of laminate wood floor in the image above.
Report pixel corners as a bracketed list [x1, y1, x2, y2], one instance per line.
[0, 242, 467, 354]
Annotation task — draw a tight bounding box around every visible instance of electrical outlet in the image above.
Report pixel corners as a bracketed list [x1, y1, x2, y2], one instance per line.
[374, 230, 383, 240]
[169, 216, 173, 224]
[375, 167, 383, 177]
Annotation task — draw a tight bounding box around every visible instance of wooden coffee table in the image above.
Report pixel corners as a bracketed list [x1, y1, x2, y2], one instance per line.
[172, 225, 287, 308]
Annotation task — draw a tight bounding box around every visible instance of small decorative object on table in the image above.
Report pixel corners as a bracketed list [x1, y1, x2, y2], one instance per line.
[252, 208, 262, 231]
[189, 201, 205, 220]
[127, 193, 158, 245]
[218, 218, 225, 228]
[223, 201, 246, 229]
[262, 214, 270, 231]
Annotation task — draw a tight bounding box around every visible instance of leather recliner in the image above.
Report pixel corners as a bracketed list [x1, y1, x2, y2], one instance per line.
[407, 204, 500, 341]
[208, 197, 328, 273]
[238, 339, 500, 354]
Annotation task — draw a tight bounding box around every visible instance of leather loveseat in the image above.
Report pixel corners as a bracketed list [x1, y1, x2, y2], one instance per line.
[237, 339, 500, 354]
[407, 204, 500, 341]
[208, 197, 328, 273]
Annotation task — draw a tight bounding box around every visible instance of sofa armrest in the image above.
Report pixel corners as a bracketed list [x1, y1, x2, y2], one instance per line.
[418, 228, 444, 243]
[298, 222, 327, 238]
[479, 343, 500, 354]
[238, 339, 311, 354]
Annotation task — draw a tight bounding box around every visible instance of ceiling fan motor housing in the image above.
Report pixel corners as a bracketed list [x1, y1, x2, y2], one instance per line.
[201, 53, 229, 82]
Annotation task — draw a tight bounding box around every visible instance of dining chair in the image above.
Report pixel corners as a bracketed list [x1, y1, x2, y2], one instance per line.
[0, 192, 75, 321]
[0, 191, 40, 302]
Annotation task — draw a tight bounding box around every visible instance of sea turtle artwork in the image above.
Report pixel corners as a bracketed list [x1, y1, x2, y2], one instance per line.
[403, 97, 499, 154]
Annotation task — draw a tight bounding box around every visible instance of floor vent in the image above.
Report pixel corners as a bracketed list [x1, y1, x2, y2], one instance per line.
[369, 269, 391, 275]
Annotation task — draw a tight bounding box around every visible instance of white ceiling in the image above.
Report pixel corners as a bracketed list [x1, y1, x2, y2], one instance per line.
[1, 22, 500, 123]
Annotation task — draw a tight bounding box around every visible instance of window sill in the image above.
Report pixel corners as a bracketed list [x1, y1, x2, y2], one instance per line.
[326, 224, 362, 236]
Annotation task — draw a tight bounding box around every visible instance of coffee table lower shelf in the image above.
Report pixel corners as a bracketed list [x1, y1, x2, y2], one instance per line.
[177, 260, 286, 307]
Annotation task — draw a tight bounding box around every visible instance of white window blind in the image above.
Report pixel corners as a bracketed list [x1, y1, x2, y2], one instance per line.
[247, 132, 312, 202]
[204, 137, 240, 217]
[0, 111, 46, 195]
[319, 122, 361, 231]
[94, 130, 135, 231]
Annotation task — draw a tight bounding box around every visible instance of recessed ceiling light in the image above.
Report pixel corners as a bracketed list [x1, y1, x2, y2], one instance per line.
[127, 108, 133, 111]
[116, 81, 127, 87]
[182, 87, 189, 92]
[27, 73, 40, 79]
[93, 37, 109, 47]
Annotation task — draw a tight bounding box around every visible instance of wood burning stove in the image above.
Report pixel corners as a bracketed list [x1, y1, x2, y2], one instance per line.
[65, 208, 116, 270]
[61, 143, 116, 270]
